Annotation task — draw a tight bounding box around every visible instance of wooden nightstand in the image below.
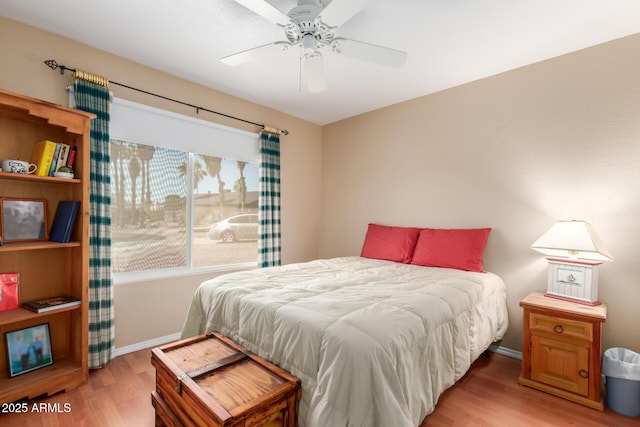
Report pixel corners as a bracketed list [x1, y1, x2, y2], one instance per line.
[518, 292, 607, 410]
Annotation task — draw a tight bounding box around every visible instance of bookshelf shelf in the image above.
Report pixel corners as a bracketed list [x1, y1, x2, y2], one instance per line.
[0, 171, 81, 184]
[0, 359, 84, 403]
[0, 89, 93, 404]
[0, 305, 82, 326]
[0, 241, 80, 252]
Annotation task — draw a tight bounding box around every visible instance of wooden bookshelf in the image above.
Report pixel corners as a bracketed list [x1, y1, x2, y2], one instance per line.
[0, 89, 93, 403]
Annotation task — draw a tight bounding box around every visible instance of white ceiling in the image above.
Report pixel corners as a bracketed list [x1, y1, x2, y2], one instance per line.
[2, 0, 640, 125]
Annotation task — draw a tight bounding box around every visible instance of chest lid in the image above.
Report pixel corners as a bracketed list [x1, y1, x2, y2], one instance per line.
[152, 332, 300, 421]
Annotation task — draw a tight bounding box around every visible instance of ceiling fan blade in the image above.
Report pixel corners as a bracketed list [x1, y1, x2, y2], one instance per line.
[221, 42, 291, 66]
[232, 0, 291, 26]
[303, 52, 327, 92]
[331, 38, 407, 68]
[318, 0, 370, 27]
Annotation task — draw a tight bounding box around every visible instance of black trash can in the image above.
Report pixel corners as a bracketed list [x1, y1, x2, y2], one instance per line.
[602, 347, 640, 417]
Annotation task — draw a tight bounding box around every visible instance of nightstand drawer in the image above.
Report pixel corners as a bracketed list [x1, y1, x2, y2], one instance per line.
[530, 313, 593, 342]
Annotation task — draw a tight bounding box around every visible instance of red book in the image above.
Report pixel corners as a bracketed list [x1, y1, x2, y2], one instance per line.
[0, 272, 19, 311]
[66, 146, 77, 168]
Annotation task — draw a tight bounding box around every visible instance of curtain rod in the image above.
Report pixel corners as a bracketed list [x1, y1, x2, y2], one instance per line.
[43, 59, 289, 136]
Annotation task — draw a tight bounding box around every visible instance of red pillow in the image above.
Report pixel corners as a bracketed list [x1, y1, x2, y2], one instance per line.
[411, 228, 491, 272]
[361, 224, 420, 264]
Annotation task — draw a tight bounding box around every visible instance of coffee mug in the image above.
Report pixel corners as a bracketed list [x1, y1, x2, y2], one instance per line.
[1, 160, 37, 174]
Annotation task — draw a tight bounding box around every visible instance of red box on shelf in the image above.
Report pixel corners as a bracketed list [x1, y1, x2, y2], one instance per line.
[0, 272, 19, 311]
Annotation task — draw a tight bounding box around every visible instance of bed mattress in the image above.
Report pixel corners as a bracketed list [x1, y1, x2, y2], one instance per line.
[181, 256, 508, 427]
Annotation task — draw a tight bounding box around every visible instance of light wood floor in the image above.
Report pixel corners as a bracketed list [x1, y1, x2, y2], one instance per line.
[1, 348, 637, 426]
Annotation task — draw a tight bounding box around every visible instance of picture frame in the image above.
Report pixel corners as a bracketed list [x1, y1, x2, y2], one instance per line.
[4, 323, 53, 377]
[0, 198, 48, 243]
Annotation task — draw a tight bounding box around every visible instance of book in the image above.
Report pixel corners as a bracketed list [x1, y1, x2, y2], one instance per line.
[0, 272, 19, 311]
[49, 200, 81, 243]
[66, 146, 77, 169]
[54, 143, 70, 173]
[47, 143, 61, 176]
[30, 140, 57, 176]
[22, 295, 81, 313]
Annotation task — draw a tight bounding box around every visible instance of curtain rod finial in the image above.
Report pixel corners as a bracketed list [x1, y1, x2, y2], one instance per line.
[44, 59, 66, 75]
[44, 59, 58, 70]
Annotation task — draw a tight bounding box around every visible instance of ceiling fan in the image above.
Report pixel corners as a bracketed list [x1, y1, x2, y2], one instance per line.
[221, 0, 408, 92]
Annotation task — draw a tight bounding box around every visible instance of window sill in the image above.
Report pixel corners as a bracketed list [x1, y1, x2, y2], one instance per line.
[113, 262, 258, 285]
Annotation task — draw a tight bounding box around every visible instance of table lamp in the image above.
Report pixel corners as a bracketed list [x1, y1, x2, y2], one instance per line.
[531, 220, 613, 305]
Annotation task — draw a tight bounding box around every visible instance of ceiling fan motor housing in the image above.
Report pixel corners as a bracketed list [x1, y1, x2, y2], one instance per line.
[285, 2, 334, 50]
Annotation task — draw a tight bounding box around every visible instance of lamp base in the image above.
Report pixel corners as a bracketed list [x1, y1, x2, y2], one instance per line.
[545, 258, 600, 305]
[544, 292, 602, 306]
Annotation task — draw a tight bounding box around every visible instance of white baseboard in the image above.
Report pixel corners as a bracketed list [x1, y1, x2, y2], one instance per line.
[112, 332, 181, 358]
[489, 344, 522, 360]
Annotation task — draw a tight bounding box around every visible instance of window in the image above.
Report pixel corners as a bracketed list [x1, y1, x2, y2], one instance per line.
[190, 154, 259, 268]
[109, 98, 259, 280]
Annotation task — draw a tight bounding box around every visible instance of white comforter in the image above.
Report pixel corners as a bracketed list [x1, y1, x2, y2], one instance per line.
[181, 257, 508, 427]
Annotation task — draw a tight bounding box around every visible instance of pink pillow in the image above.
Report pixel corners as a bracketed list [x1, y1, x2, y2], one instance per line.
[361, 224, 420, 264]
[411, 228, 491, 272]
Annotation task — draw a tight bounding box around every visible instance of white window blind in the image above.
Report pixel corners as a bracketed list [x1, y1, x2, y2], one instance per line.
[110, 97, 259, 162]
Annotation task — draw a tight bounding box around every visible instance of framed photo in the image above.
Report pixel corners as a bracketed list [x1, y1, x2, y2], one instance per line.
[0, 198, 48, 243]
[5, 323, 53, 377]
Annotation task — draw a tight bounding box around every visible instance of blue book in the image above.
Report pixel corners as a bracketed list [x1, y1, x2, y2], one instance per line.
[49, 201, 80, 243]
[48, 143, 61, 176]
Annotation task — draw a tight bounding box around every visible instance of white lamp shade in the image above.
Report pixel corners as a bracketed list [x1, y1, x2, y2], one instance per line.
[531, 220, 613, 262]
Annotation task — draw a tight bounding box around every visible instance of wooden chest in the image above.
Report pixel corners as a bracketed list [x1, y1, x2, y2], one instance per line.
[151, 332, 301, 427]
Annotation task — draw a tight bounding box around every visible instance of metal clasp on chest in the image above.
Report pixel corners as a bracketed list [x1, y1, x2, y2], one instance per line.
[175, 374, 188, 395]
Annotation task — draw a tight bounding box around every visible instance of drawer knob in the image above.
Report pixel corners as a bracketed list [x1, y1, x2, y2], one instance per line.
[579, 369, 589, 379]
[553, 325, 564, 334]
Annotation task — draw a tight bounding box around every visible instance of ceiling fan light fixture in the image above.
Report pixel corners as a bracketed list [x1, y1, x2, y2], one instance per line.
[303, 51, 326, 92]
[301, 33, 316, 52]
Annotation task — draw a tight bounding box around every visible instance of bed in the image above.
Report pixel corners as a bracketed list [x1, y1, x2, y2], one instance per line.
[181, 250, 508, 426]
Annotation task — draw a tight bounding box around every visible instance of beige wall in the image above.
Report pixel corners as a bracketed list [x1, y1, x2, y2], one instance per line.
[0, 17, 323, 349]
[4, 15, 639, 355]
[321, 33, 640, 353]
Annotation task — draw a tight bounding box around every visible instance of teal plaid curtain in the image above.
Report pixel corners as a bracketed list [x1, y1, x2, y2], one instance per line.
[74, 79, 114, 369]
[258, 131, 281, 267]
